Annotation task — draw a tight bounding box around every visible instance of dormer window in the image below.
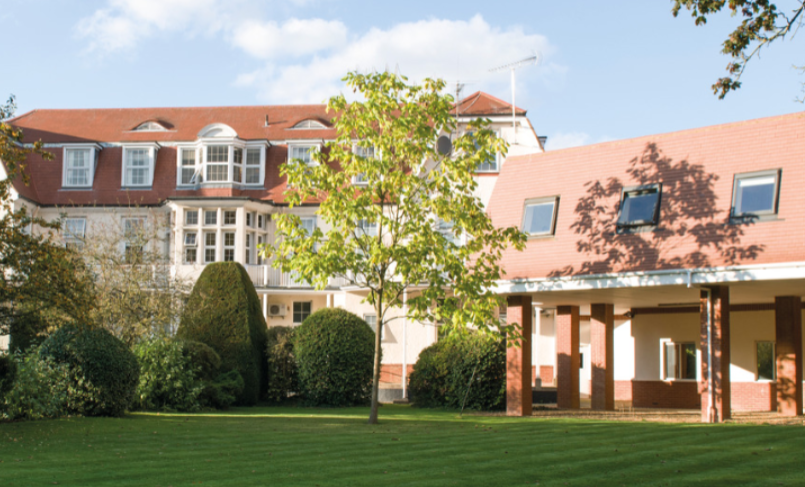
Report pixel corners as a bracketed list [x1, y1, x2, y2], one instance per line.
[288, 144, 319, 166]
[178, 129, 266, 187]
[133, 121, 167, 132]
[206, 145, 229, 182]
[122, 144, 158, 188]
[292, 119, 327, 129]
[62, 145, 100, 189]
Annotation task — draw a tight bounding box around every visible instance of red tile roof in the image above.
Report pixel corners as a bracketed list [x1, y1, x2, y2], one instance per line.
[454, 91, 526, 116]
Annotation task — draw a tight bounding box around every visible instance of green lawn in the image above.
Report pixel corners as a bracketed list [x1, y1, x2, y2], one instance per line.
[1, 405, 803, 487]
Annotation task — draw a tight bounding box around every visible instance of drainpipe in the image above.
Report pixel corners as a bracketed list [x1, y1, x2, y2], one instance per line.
[402, 290, 408, 399]
[704, 288, 716, 423]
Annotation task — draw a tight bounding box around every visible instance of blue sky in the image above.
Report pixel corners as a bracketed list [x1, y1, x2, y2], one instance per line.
[3, 0, 803, 149]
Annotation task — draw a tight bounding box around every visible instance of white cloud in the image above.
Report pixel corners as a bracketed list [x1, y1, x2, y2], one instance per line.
[234, 15, 563, 104]
[231, 18, 348, 59]
[547, 132, 614, 150]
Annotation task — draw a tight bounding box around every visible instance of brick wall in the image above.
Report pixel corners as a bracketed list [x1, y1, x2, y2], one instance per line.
[615, 381, 633, 402]
[631, 380, 701, 409]
[379, 364, 414, 386]
[540, 366, 555, 386]
[732, 382, 776, 412]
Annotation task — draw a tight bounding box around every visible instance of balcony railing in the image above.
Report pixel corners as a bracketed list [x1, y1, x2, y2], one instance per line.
[243, 264, 349, 289]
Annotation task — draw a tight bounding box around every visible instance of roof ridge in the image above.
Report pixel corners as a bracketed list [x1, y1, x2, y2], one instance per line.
[5, 109, 37, 124]
[23, 104, 330, 112]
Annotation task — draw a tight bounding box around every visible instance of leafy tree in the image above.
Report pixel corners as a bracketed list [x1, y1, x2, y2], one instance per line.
[0, 95, 95, 341]
[672, 0, 805, 99]
[265, 72, 526, 424]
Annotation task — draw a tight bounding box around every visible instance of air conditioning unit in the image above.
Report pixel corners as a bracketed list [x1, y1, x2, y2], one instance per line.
[267, 303, 286, 317]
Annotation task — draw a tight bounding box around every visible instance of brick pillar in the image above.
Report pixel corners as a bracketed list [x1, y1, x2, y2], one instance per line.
[506, 295, 533, 416]
[775, 296, 803, 416]
[591, 303, 614, 411]
[556, 305, 580, 409]
[699, 286, 731, 423]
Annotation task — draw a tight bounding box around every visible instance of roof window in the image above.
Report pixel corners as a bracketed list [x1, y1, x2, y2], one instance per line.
[133, 121, 167, 132]
[292, 119, 327, 129]
[731, 170, 781, 219]
[617, 184, 661, 228]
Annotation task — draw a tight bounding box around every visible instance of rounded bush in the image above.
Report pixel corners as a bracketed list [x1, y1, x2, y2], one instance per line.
[177, 262, 267, 406]
[133, 338, 202, 412]
[179, 340, 222, 382]
[294, 308, 375, 407]
[39, 326, 140, 417]
[265, 326, 298, 403]
[408, 332, 506, 411]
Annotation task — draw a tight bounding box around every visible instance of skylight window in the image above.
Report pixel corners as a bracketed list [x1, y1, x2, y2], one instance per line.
[617, 185, 661, 227]
[292, 119, 327, 129]
[133, 121, 167, 132]
[522, 197, 559, 237]
[732, 170, 780, 218]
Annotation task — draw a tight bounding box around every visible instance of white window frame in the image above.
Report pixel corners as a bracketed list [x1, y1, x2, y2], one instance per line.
[660, 338, 699, 382]
[291, 119, 327, 129]
[222, 210, 237, 226]
[204, 210, 217, 226]
[122, 217, 147, 264]
[288, 143, 320, 167]
[177, 146, 200, 186]
[204, 144, 230, 183]
[223, 231, 236, 262]
[357, 218, 378, 237]
[195, 141, 266, 186]
[243, 146, 265, 185]
[245, 232, 254, 265]
[62, 217, 86, 250]
[465, 130, 500, 173]
[185, 209, 199, 226]
[364, 314, 378, 333]
[731, 169, 781, 218]
[204, 232, 217, 263]
[184, 232, 198, 264]
[62, 145, 100, 188]
[121, 144, 158, 188]
[522, 196, 560, 237]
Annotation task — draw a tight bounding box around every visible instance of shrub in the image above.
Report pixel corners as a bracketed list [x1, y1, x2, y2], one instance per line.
[179, 340, 222, 381]
[198, 370, 244, 410]
[294, 308, 375, 407]
[133, 338, 202, 412]
[1, 351, 76, 421]
[408, 332, 506, 411]
[265, 326, 298, 403]
[0, 354, 15, 403]
[177, 262, 267, 406]
[39, 326, 140, 417]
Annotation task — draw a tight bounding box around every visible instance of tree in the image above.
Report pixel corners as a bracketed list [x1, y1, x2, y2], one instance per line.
[264, 72, 526, 424]
[672, 0, 805, 99]
[75, 208, 192, 346]
[0, 95, 95, 343]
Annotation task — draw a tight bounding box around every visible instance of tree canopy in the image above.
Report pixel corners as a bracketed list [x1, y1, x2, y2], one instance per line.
[264, 72, 525, 423]
[672, 0, 805, 99]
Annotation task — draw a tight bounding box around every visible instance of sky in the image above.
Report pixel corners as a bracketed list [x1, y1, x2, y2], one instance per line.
[3, 0, 803, 150]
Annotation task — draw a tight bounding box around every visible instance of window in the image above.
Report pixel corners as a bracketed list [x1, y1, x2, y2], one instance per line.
[223, 232, 235, 261]
[206, 145, 229, 182]
[204, 210, 217, 226]
[365, 314, 378, 333]
[289, 144, 318, 166]
[732, 170, 781, 217]
[63, 218, 86, 251]
[663, 341, 697, 380]
[522, 197, 559, 236]
[258, 214, 264, 229]
[133, 121, 167, 132]
[204, 232, 216, 263]
[436, 218, 461, 245]
[292, 119, 327, 129]
[123, 147, 154, 187]
[352, 145, 375, 185]
[245, 233, 253, 265]
[257, 235, 264, 265]
[223, 210, 236, 226]
[757, 341, 775, 381]
[618, 185, 661, 227]
[180, 148, 198, 185]
[184, 232, 197, 264]
[64, 148, 93, 187]
[467, 131, 498, 172]
[246, 212, 253, 227]
[232, 148, 243, 183]
[293, 301, 312, 324]
[301, 217, 316, 235]
[357, 219, 377, 237]
[122, 217, 146, 264]
[185, 210, 198, 226]
[245, 148, 261, 184]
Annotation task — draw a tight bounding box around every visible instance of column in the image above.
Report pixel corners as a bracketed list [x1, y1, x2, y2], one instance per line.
[506, 295, 533, 417]
[591, 303, 614, 411]
[556, 305, 580, 409]
[699, 286, 731, 423]
[775, 296, 803, 416]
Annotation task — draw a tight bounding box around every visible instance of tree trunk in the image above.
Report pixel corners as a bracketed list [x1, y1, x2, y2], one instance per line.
[368, 297, 384, 424]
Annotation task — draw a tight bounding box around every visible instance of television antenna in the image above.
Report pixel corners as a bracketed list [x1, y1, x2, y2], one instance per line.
[489, 53, 538, 144]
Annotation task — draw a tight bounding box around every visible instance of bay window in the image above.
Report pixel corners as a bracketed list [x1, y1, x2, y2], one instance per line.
[177, 141, 265, 187]
[205, 145, 229, 182]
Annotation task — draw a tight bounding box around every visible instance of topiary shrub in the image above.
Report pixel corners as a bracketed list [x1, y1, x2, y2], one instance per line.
[179, 339, 222, 381]
[177, 262, 267, 406]
[132, 338, 202, 412]
[39, 325, 140, 417]
[178, 339, 241, 410]
[408, 332, 506, 411]
[265, 326, 298, 403]
[294, 308, 375, 407]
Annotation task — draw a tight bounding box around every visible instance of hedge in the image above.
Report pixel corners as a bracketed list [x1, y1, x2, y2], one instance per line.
[133, 338, 202, 412]
[39, 326, 140, 417]
[294, 308, 375, 407]
[408, 332, 506, 411]
[177, 262, 267, 406]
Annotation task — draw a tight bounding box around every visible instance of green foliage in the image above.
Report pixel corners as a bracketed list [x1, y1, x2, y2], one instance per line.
[177, 262, 267, 406]
[409, 332, 506, 411]
[265, 326, 298, 403]
[264, 71, 526, 422]
[294, 308, 375, 407]
[39, 326, 139, 417]
[0, 351, 83, 421]
[133, 338, 202, 412]
[9, 307, 48, 353]
[198, 370, 244, 410]
[179, 339, 222, 381]
[0, 353, 16, 404]
[672, 0, 805, 98]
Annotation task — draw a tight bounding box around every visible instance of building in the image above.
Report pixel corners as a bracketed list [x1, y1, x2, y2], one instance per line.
[1, 92, 544, 398]
[490, 111, 805, 422]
